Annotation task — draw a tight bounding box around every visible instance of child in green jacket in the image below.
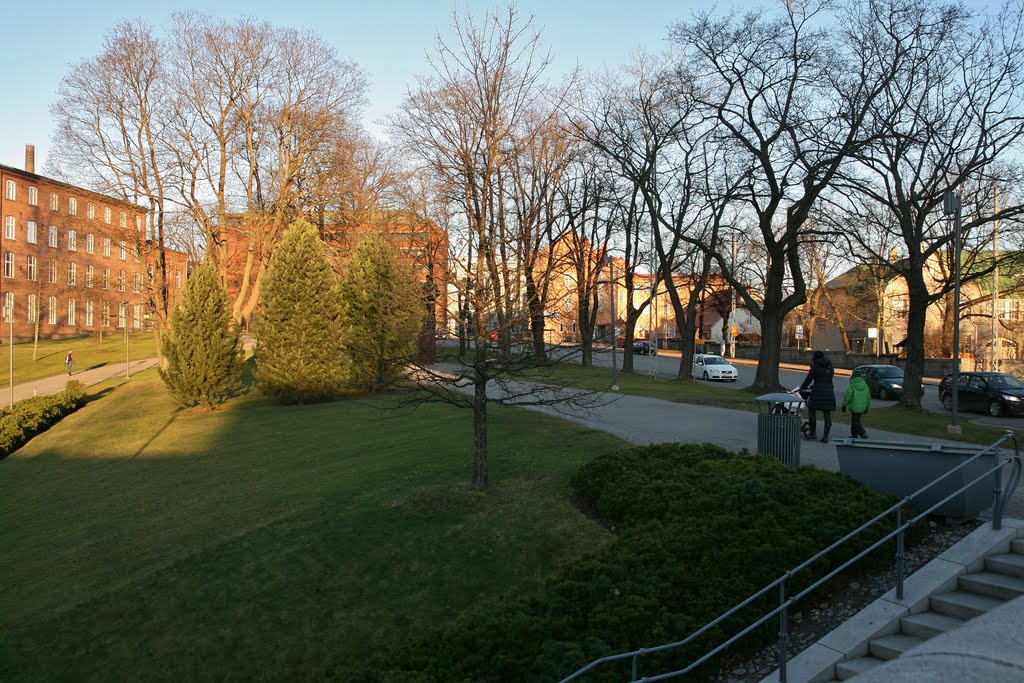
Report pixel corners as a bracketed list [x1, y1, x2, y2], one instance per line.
[842, 368, 872, 439]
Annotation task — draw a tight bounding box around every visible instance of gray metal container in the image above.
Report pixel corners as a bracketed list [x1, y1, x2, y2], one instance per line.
[835, 439, 998, 518]
[755, 393, 804, 467]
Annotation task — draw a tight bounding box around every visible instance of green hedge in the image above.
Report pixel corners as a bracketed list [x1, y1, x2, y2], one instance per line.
[339, 443, 906, 683]
[0, 381, 87, 458]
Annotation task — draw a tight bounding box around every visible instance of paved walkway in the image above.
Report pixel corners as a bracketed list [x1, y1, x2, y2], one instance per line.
[8, 357, 159, 403]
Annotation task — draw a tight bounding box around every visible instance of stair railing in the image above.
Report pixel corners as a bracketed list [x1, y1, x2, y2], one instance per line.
[558, 431, 1022, 683]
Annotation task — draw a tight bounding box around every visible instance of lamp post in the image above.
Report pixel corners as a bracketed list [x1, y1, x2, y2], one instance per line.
[943, 191, 962, 434]
[124, 302, 130, 378]
[729, 231, 737, 358]
[5, 304, 12, 408]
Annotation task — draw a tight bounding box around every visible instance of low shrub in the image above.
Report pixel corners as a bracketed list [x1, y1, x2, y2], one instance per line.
[340, 443, 905, 683]
[0, 380, 87, 458]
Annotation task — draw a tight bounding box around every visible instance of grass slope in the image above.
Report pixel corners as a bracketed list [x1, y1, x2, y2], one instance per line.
[0, 332, 155, 386]
[0, 375, 624, 681]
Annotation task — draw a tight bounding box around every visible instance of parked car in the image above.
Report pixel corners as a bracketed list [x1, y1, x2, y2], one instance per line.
[692, 354, 739, 382]
[633, 340, 656, 355]
[938, 371, 1024, 417]
[854, 364, 905, 400]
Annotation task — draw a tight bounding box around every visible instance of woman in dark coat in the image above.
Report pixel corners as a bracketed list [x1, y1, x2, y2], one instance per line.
[800, 350, 836, 442]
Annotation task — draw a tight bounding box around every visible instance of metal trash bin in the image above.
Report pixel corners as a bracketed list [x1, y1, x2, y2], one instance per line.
[755, 393, 804, 466]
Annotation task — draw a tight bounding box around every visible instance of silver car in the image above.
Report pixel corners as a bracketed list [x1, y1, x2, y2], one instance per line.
[692, 354, 739, 382]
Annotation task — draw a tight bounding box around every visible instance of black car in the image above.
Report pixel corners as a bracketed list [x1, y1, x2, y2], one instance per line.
[938, 371, 1024, 417]
[854, 364, 905, 400]
[633, 340, 656, 355]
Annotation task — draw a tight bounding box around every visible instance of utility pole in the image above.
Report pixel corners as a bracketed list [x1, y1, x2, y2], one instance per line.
[944, 191, 963, 434]
[729, 232, 737, 358]
[991, 186, 1000, 372]
[6, 303, 13, 408]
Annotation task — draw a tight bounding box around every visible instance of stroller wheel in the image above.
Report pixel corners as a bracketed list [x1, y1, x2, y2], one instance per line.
[801, 421, 812, 436]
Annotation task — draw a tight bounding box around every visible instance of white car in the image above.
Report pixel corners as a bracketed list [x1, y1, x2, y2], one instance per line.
[693, 354, 739, 382]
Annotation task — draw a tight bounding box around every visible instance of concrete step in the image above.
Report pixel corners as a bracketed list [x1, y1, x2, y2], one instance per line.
[988, 552, 1024, 579]
[835, 655, 884, 680]
[930, 590, 1004, 621]
[869, 633, 927, 661]
[900, 611, 965, 639]
[958, 570, 1024, 600]
[1012, 539, 1024, 555]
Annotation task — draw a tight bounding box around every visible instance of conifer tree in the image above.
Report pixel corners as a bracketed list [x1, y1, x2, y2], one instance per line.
[339, 232, 424, 391]
[255, 219, 346, 403]
[160, 261, 242, 408]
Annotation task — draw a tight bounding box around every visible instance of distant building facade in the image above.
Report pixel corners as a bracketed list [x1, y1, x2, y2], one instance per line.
[0, 146, 189, 341]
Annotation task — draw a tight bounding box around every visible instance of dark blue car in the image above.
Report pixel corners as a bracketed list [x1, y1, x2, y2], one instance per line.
[938, 372, 1024, 417]
[854, 364, 906, 400]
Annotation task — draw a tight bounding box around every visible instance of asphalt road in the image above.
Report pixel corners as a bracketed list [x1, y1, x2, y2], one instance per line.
[586, 347, 1021, 429]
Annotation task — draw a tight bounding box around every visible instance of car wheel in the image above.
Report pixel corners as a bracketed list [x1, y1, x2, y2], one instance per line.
[703, 371, 709, 381]
[941, 392, 952, 411]
[989, 400, 1005, 418]
[879, 387, 889, 401]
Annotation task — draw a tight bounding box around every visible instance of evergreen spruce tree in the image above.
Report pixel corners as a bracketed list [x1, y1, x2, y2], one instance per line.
[255, 219, 346, 403]
[339, 232, 424, 391]
[160, 261, 242, 408]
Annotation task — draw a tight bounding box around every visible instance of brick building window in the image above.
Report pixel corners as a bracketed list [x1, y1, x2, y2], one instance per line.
[891, 298, 908, 320]
[26, 221, 37, 243]
[47, 296, 57, 325]
[102, 301, 110, 327]
[4, 216, 14, 239]
[87, 202, 95, 220]
[26, 256, 37, 281]
[67, 299, 77, 326]
[133, 243, 140, 261]
[118, 269, 126, 292]
[4, 180, 15, 201]
[28, 186, 38, 206]
[3, 252, 14, 278]
[119, 241, 127, 260]
[135, 216, 142, 232]
[119, 211, 127, 229]
[67, 262, 77, 286]
[102, 268, 110, 290]
[1, 293, 13, 322]
[103, 237, 111, 256]
[133, 272, 142, 293]
[48, 226, 58, 248]
[86, 234, 94, 253]
[27, 294, 37, 323]
[103, 207, 112, 224]
[85, 300, 94, 327]
[85, 265, 94, 288]
[47, 260, 57, 284]
[175, 271, 181, 288]
[68, 197, 78, 216]
[118, 302, 127, 328]
[68, 229, 77, 251]
[49, 192, 59, 211]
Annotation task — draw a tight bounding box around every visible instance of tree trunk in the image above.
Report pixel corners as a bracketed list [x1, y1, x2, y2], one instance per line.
[471, 342, 489, 490]
[901, 269, 931, 410]
[753, 306, 785, 391]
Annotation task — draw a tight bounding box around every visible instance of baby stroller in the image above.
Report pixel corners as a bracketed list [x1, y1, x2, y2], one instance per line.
[770, 387, 813, 438]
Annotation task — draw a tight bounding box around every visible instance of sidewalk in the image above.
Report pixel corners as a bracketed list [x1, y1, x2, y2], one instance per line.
[6, 357, 159, 404]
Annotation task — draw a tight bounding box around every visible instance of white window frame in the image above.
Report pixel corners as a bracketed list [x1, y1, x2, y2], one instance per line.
[48, 296, 58, 325]
[118, 269, 126, 292]
[27, 294, 38, 323]
[48, 226, 58, 248]
[4, 216, 14, 240]
[26, 255, 37, 281]
[133, 272, 142, 293]
[86, 233, 94, 253]
[119, 211, 127, 228]
[67, 262, 77, 286]
[2, 252, 14, 278]
[103, 206, 112, 224]
[118, 302, 127, 328]
[67, 299, 77, 326]
[102, 268, 110, 290]
[28, 186, 38, 206]
[26, 220, 37, 243]
[103, 237, 111, 257]
[119, 241, 127, 260]
[1, 292, 13, 322]
[49, 192, 59, 211]
[85, 300, 94, 327]
[3, 180, 15, 201]
[87, 202, 95, 220]
[68, 197, 78, 216]
[67, 229, 77, 251]
[102, 301, 110, 327]
[133, 303, 142, 329]
[85, 264, 94, 288]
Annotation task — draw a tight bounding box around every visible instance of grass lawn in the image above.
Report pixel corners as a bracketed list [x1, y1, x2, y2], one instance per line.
[0, 332, 155, 386]
[541, 362, 1023, 445]
[0, 373, 625, 681]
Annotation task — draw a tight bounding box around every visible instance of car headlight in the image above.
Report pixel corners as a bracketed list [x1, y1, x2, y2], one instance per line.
[891, 384, 902, 389]
[1004, 395, 1021, 402]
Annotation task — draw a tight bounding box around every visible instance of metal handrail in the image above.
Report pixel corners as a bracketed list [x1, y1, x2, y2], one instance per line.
[558, 431, 1023, 683]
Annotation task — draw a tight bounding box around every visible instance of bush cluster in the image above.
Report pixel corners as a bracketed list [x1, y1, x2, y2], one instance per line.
[341, 444, 903, 683]
[0, 380, 87, 458]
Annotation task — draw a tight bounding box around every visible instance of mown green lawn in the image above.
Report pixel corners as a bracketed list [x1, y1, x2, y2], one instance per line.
[0, 332, 155, 386]
[0, 373, 624, 681]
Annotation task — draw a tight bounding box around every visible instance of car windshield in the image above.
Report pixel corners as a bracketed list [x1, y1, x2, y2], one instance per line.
[703, 357, 729, 365]
[875, 367, 903, 379]
[987, 374, 1024, 390]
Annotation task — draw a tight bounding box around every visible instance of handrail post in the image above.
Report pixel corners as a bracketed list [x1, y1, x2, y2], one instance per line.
[896, 508, 905, 601]
[992, 459, 1004, 531]
[632, 651, 639, 681]
[778, 575, 789, 683]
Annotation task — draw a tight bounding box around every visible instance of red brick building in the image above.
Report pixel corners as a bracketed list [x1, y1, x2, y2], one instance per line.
[0, 146, 189, 341]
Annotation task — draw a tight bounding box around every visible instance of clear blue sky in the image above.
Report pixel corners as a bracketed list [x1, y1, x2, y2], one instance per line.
[1, 0, 691, 172]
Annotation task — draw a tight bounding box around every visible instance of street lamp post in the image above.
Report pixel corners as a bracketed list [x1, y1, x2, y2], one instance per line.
[944, 191, 963, 434]
[729, 232, 737, 358]
[5, 304, 13, 408]
[124, 303, 131, 378]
